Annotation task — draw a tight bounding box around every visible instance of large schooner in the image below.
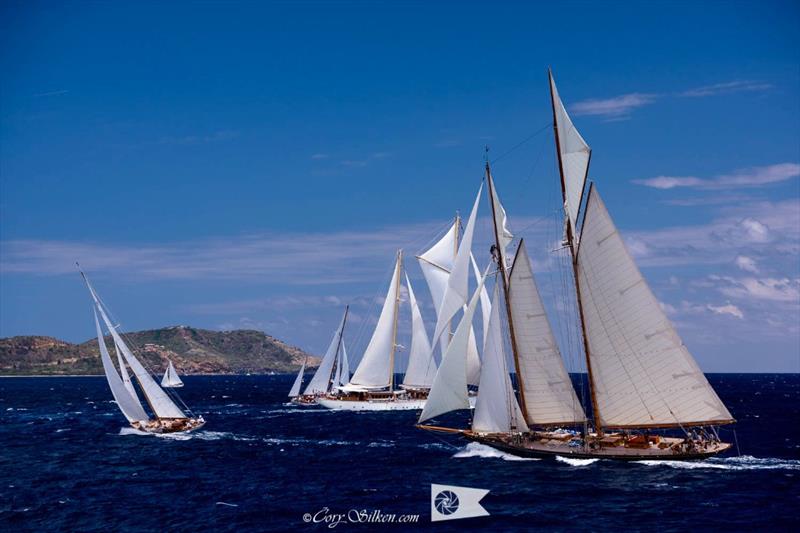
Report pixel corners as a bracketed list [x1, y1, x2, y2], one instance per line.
[417, 71, 735, 460]
[289, 306, 349, 405]
[79, 267, 205, 434]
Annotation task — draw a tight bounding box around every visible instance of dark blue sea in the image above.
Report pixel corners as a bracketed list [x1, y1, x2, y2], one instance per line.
[1, 374, 798, 531]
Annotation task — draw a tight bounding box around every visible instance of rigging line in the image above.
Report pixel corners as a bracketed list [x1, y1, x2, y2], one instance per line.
[489, 122, 551, 166]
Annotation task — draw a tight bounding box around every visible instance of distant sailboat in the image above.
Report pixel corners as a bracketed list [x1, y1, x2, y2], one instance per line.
[160, 360, 184, 388]
[289, 306, 349, 405]
[417, 71, 735, 460]
[79, 266, 205, 434]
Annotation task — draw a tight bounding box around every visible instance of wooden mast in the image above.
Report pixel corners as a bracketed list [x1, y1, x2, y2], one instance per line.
[485, 162, 529, 426]
[548, 68, 603, 436]
[388, 250, 402, 391]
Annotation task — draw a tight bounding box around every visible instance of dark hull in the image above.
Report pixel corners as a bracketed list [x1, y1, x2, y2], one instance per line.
[464, 432, 733, 461]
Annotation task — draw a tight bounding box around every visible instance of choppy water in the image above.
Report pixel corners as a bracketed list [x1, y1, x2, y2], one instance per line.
[1, 374, 798, 531]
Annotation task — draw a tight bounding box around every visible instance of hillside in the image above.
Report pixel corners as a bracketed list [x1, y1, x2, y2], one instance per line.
[0, 326, 319, 376]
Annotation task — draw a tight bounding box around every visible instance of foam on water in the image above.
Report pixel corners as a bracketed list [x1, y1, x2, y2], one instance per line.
[453, 442, 540, 461]
[555, 456, 601, 466]
[634, 455, 800, 471]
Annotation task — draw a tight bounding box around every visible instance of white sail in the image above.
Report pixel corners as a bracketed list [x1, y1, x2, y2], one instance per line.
[472, 282, 528, 434]
[402, 274, 437, 389]
[94, 309, 149, 423]
[338, 342, 350, 386]
[113, 337, 139, 404]
[418, 265, 489, 423]
[87, 293, 186, 419]
[488, 174, 514, 271]
[576, 186, 733, 428]
[304, 309, 347, 395]
[431, 184, 483, 348]
[161, 360, 183, 388]
[470, 254, 492, 348]
[417, 220, 457, 358]
[466, 308, 482, 387]
[509, 241, 586, 425]
[288, 357, 306, 397]
[349, 254, 401, 390]
[550, 70, 590, 240]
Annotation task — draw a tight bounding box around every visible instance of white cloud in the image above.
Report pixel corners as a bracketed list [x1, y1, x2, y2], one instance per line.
[735, 255, 759, 273]
[570, 93, 659, 119]
[632, 163, 800, 190]
[680, 80, 773, 98]
[715, 276, 800, 303]
[707, 303, 744, 319]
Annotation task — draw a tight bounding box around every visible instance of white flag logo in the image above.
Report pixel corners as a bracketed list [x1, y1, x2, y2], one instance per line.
[430, 483, 490, 522]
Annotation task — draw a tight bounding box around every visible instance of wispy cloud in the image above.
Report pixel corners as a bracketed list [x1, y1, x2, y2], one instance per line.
[707, 303, 744, 319]
[735, 255, 759, 273]
[158, 130, 239, 146]
[680, 80, 773, 98]
[632, 163, 800, 190]
[31, 89, 69, 98]
[310, 153, 329, 160]
[571, 93, 659, 119]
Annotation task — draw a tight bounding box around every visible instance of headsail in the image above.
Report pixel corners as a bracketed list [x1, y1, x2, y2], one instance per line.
[402, 274, 436, 389]
[113, 337, 140, 404]
[338, 342, 350, 387]
[417, 219, 457, 358]
[304, 307, 348, 395]
[509, 241, 586, 426]
[349, 253, 401, 390]
[288, 357, 307, 398]
[550, 70, 591, 241]
[431, 184, 483, 348]
[418, 265, 490, 423]
[472, 282, 528, 434]
[94, 310, 149, 423]
[576, 186, 733, 428]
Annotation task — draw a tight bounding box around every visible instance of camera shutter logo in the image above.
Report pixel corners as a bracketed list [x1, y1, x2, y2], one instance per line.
[430, 484, 489, 522]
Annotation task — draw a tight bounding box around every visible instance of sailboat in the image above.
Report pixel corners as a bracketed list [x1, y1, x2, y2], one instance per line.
[417, 71, 735, 460]
[79, 267, 205, 434]
[160, 359, 184, 388]
[318, 251, 440, 411]
[289, 306, 349, 405]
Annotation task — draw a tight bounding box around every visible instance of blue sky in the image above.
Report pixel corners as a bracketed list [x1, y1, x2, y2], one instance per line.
[1, 1, 798, 372]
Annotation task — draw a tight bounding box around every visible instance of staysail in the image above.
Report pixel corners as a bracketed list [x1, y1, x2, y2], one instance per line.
[402, 274, 436, 389]
[94, 310, 149, 423]
[509, 241, 586, 426]
[349, 253, 402, 390]
[418, 265, 489, 423]
[549, 70, 591, 240]
[417, 219, 457, 358]
[337, 342, 350, 387]
[472, 282, 528, 433]
[288, 357, 307, 398]
[576, 186, 734, 428]
[304, 307, 348, 395]
[113, 337, 140, 404]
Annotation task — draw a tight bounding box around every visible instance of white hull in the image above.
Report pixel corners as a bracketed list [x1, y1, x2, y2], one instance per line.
[317, 395, 477, 412]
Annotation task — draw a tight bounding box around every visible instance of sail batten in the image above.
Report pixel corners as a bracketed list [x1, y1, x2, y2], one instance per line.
[509, 241, 586, 426]
[576, 186, 732, 428]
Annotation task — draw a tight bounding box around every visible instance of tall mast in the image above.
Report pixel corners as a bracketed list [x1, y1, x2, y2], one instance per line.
[329, 305, 349, 390]
[388, 250, 403, 391]
[485, 162, 529, 424]
[548, 68, 603, 436]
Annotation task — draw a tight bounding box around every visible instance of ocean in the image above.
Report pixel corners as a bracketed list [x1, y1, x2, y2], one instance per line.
[1, 374, 798, 531]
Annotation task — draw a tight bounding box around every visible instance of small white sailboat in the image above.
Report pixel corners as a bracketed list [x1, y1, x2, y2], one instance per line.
[79, 266, 205, 434]
[289, 306, 349, 405]
[160, 360, 184, 388]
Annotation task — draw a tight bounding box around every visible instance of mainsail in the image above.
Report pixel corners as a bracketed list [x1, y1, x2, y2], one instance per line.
[288, 357, 307, 398]
[472, 282, 528, 434]
[349, 252, 402, 390]
[402, 274, 436, 389]
[161, 360, 183, 388]
[509, 241, 586, 425]
[304, 307, 348, 395]
[418, 265, 489, 423]
[576, 186, 734, 429]
[549, 70, 591, 241]
[94, 310, 149, 423]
